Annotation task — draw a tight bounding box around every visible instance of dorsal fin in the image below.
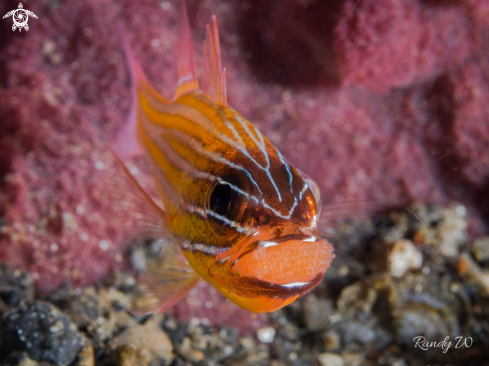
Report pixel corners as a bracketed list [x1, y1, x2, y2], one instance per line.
[112, 30, 148, 159]
[201, 15, 227, 107]
[174, 1, 199, 99]
[114, 27, 172, 159]
[120, 29, 149, 88]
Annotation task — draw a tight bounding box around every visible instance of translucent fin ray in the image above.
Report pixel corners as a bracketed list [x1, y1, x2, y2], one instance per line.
[129, 239, 201, 315]
[93, 148, 200, 315]
[113, 30, 170, 159]
[93, 147, 170, 241]
[319, 200, 383, 221]
[174, 0, 199, 99]
[201, 15, 227, 106]
[120, 30, 149, 86]
[317, 200, 383, 260]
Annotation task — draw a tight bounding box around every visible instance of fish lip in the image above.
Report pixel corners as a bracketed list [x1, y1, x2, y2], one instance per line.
[257, 233, 317, 249]
[230, 233, 315, 266]
[240, 272, 324, 298]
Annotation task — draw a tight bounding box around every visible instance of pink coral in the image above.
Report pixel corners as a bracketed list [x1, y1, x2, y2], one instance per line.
[335, 0, 471, 92]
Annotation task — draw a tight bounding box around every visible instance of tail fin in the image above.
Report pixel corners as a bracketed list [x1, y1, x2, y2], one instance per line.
[174, 0, 200, 99]
[201, 15, 227, 107]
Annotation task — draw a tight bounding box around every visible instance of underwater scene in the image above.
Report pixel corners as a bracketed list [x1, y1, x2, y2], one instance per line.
[1, 0, 489, 365]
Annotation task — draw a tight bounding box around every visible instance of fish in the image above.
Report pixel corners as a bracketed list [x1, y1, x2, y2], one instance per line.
[110, 2, 335, 314]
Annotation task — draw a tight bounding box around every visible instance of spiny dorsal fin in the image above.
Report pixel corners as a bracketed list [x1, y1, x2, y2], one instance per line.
[174, 1, 199, 99]
[201, 15, 227, 107]
[114, 28, 170, 159]
[120, 29, 149, 87]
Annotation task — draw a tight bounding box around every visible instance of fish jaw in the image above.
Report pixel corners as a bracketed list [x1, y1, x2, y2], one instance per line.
[231, 237, 334, 286]
[180, 238, 329, 313]
[184, 234, 334, 313]
[217, 287, 299, 313]
[214, 270, 325, 313]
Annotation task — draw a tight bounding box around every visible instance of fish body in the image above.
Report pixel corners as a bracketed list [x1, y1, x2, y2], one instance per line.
[114, 3, 334, 314]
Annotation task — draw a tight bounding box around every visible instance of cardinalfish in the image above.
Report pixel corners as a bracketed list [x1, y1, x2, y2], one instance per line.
[111, 2, 334, 314]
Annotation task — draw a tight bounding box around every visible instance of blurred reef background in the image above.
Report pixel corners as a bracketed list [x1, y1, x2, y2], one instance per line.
[1, 0, 489, 365]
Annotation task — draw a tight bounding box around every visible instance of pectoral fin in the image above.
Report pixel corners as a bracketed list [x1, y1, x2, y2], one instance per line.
[93, 148, 200, 314]
[94, 147, 170, 241]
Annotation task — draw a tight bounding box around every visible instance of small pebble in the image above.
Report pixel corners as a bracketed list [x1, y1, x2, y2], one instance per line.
[438, 204, 467, 257]
[458, 252, 489, 296]
[257, 327, 276, 343]
[323, 331, 340, 351]
[473, 236, 489, 262]
[318, 353, 344, 366]
[176, 336, 205, 362]
[78, 341, 95, 366]
[109, 324, 173, 366]
[389, 240, 422, 277]
[240, 336, 255, 351]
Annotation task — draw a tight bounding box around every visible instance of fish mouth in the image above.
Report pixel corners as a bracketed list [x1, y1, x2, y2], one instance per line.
[237, 272, 325, 300]
[231, 233, 335, 287]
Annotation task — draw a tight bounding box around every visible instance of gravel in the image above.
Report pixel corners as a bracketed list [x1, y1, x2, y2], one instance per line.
[0, 203, 488, 366]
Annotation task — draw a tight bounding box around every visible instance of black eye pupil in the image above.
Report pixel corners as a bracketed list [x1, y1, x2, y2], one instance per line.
[210, 183, 232, 217]
[208, 174, 249, 230]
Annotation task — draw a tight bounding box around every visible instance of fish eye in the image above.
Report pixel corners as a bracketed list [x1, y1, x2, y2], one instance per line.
[298, 170, 322, 220]
[305, 177, 321, 220]
[207, 174, 245, 229]
[210, 183, 232, 216]
[304, 177, 321, 205]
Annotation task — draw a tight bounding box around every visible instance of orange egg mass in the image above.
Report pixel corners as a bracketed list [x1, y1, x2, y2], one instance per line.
[232, 239, 334, 285]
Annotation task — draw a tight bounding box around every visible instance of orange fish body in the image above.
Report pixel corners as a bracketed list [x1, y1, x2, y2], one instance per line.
[114, 3, 334, 314]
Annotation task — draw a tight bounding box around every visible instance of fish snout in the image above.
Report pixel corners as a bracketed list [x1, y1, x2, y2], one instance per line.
[232, 235, 335, 286]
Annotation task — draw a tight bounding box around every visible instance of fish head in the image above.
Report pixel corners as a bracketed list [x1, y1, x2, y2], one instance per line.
[200, 155, 334, 312]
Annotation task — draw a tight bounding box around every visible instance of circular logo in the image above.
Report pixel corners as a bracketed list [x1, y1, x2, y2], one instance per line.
[12, 9, 29, 29]
[3, 3, 38, 32]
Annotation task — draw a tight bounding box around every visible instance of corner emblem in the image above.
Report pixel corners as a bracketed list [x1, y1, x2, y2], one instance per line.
[3, 3, 38, 32]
